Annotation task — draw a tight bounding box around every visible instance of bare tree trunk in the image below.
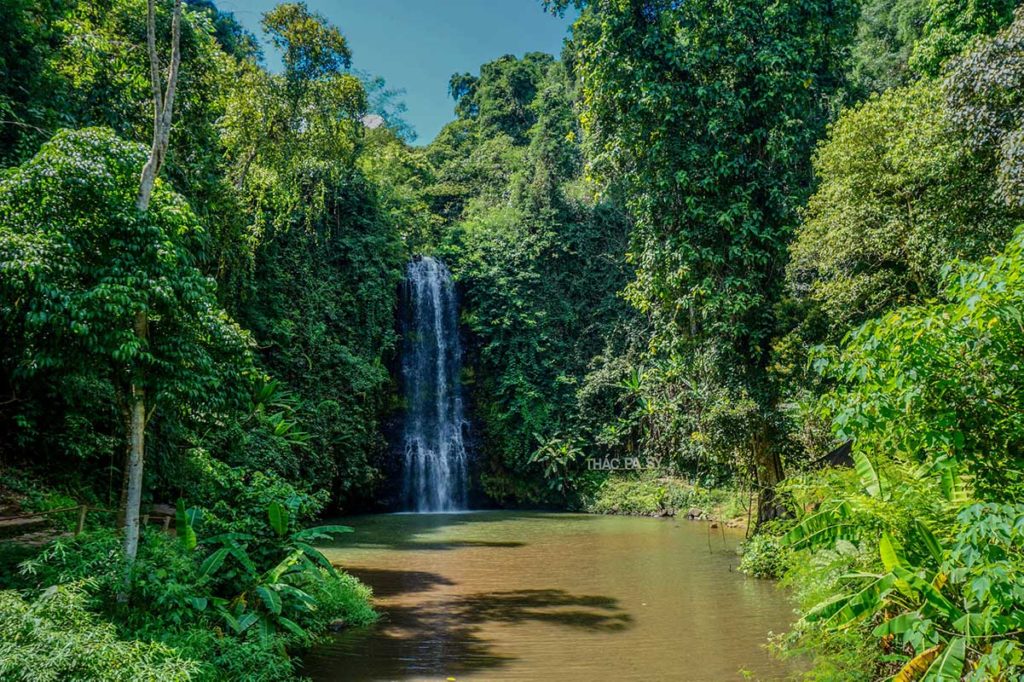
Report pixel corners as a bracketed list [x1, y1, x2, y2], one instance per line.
[123, 320, 147, 561]
[121, 0, 182, 580]
[116, 403, 131, 526]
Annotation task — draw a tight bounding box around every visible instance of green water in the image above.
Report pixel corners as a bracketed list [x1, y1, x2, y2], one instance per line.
[304, 512, 799, 681]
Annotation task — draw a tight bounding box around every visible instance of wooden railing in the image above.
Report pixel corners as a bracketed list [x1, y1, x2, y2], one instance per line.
[0, 504, 172, 537]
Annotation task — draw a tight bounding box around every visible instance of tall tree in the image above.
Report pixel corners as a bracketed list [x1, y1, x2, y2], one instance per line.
[220, 3, 405, 508]
[0, 0, 69, 165]
[262, 2, 351, 94]
[0, 128, 250, 559]
[426, 54, 634, 504]
[122, 0, 183, 567]
[553, 0, 856, 522]
[944, 7, 1024, 210]
[911, 0, 1019, 75]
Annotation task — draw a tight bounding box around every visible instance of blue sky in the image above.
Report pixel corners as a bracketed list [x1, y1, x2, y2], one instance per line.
[216, 0, 577, 144]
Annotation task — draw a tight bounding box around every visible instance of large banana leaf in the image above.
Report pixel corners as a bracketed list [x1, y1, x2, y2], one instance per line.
[804, 593, 855, 623]
[893, 644, 941, 682]
[873, 611, 921, 638]
[853, 450, 885, 499]
[891, 566, 963, 622]
[880, 532, 908, 571]
[276, 616, 308, 638]
[176, 499, 198, 551]
[913, 519, 944, 567]
[268, 501, 289, 538]
[199, 547, 230, 578]
[939, 466, 968, 505]
[781, 502, 853, 549]
[911, 457, 970, 505]
[276, 584, 317, 611]
[922, 637, 965, 681]
[294, 540, 338, 577]
[805, 573, 896, 629]
[266, 548, 304, 582]
[255, 585, 282, 615]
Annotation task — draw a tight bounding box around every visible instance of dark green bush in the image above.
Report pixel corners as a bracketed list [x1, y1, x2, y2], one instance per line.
[183, 451, 328, 538]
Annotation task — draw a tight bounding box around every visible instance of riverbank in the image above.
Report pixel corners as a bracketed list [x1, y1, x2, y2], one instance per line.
[584, 473, 753, 529]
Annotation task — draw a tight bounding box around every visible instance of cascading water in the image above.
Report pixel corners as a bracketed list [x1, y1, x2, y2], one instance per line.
[399, 256, 469, 512]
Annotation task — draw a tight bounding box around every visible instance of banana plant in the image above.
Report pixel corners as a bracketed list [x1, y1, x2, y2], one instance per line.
[265, 500, 353, 577]
[529, 434, 584, 495]
[202, 545, 319, 644]
[797, 504, 1024, 681]
[248, 379, 311, 447]
[781, 446, 971, 553]
[175, 499, 201, 551]
[185, 500, 354, 643]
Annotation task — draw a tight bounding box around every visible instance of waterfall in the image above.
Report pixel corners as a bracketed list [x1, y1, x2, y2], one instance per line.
[400, 256, 469, 512]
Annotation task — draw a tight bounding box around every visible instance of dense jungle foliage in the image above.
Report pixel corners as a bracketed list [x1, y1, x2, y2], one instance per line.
[1, 0, 1024, 678]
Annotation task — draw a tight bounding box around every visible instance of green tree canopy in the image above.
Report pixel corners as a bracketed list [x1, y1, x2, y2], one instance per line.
[788, 79, 1020, 339]
[0, 127, 251, 440]
[818, 224, 1024, 502]
[262, 2, 352, 85]
[945, 7, 1024, 209]
[560, 0, 857, 520]
[911, 0, 1019, 75]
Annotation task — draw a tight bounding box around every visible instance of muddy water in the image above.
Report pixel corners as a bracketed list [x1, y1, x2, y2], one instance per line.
[305, 512, 798, 681]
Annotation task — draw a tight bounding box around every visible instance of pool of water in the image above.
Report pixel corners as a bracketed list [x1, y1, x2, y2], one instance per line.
[303, 511, 798, 681]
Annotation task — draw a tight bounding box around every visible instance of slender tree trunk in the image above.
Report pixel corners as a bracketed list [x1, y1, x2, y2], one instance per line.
[753, 426, 786, 527]
[120, 313, 148, 602]
[116, 404, 131, 526]
[123, 340, 147, 561]
[120, 0, 181, 582]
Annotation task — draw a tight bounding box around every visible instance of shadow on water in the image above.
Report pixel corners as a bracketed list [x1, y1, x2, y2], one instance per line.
[301, 572, 632, 681]
[304, 611, 511, 681]
[453, 589, 632, 632]
[305, 512, 799, 681]
[318, 510, 583, 553]
[372, 539, 526, 551]
[343, 567, 455, 598]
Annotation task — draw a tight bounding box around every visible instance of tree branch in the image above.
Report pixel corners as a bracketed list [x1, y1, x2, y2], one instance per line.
[136, 0, 182, 212]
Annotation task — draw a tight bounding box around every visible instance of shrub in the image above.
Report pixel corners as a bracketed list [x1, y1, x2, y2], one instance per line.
[16, 508, 376, 681]
[157, 629, 297, 682]
[776, 458, 1024, 679]
[586, 474, 670, 515]
[297, 568, 378, 632]
[183, 450, 328, 538]
[739, 531, 791, 579]
[0, 584, 198, 681]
